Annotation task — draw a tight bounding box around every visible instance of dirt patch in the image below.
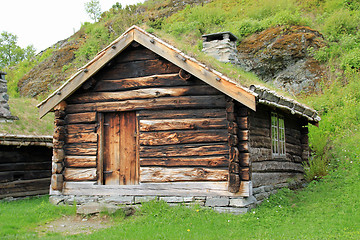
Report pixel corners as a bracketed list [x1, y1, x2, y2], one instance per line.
[36, 214, 115, 236]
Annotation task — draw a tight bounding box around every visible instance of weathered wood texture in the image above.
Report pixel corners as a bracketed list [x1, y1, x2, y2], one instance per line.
[140, 167, 228, 182]
[102, 111, 138, 185]
[65, 156, 97, 168]
[63, 168, 97, 181]
[51, 102, 67, 191]
[66, 95, 226, 114]
[228, 101, 251, 193]
[61, 45, 230, 186]
[65, 112, 97, 124]
[252, 172, 304, 188]
[0, 178, 51, 199]
[0, 134, 52, 147]
[0, 145, 52, 198]
[140, 156, 228, 167]
[248, 104, 308, 187]
[139, 118, 227, 131]
[227, 99, 240, 193]
[140, 130, 228, 146]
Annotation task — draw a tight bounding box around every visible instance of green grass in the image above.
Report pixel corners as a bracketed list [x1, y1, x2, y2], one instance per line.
[1, 166, 359, 239]
[0, 97, 53, 135]
[0, 195, 76, 240]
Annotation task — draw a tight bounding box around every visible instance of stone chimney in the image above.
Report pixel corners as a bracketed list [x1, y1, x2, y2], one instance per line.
[202, 32, 238, 64]
[0, 72, 18, 122]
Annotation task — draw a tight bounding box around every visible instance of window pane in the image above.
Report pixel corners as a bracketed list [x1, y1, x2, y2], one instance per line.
[271, 113, 286, 157]
[278, 117, 285, 155]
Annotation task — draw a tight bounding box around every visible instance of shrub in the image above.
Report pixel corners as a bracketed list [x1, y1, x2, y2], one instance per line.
[340, 47, 360, 70]
[164, 5, 226, 36]
[303, 156, 330, 181]
[148, 17, 164, 30]
[305, 71, 360, 180]
[227, 19, 264, 38]
[75, 23, 111, 62]
[267, 9, 309, 27]
[322, 9, 359, 41]
[310, 46, 331, 62]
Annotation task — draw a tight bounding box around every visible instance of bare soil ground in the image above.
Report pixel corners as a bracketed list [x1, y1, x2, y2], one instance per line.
[36, 214, 115, 236]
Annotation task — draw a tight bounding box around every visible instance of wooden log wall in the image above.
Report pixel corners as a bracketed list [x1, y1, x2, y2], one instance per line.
[235, 102, 251, 182]
[248, 104, 307, 188]
[62, 44, 229, 184]
[226, 100, 250, 193]
[0, 145, 52, 198]
[51, 101, 67, 191]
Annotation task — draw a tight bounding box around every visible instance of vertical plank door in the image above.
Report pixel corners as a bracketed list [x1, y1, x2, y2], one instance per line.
[103, 111, 138, 185]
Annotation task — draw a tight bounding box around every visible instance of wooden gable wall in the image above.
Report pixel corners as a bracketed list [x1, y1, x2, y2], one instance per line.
[61, 43, 230, 185]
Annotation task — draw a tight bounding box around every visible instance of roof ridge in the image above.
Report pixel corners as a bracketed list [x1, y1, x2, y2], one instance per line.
[37, 25, 319, 124]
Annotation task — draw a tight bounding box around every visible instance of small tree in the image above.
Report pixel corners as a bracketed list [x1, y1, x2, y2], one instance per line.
[85, 0, 102, 22]
[0, 31, 35, 69]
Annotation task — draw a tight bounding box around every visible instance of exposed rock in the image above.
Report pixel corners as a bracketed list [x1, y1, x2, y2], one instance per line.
[205, 197, 229, 207]
[229, 196, 256, 207]
[237, 26, 326, 95]
[0, 72, 18, 122]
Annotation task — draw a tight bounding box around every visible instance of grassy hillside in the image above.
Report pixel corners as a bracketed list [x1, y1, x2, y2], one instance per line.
[0, 97, 53, 135]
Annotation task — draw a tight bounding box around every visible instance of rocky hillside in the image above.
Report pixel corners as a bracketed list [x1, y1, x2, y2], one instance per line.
[237, 26, 326, 95]
[17, 37, 82, 97]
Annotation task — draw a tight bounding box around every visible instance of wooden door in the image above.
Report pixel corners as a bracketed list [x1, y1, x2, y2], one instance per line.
[102, 111, 138, 185]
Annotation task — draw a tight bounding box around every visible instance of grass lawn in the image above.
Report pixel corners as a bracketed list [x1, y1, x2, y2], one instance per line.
[0, 196, 76, 239]
[1, 167, 359, 240]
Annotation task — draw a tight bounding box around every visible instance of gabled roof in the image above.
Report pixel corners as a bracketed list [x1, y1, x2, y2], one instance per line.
[37, 25, 320, 124]
[37, 25, 256, 118]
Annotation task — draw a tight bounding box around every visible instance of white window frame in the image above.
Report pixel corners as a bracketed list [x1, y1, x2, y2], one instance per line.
[271, 112, 286, 158]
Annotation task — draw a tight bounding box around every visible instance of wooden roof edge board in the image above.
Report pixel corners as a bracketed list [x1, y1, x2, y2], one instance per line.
[132, 26, 254, 96]
[0, 140, 53, 147]
[37, 26, 135, 110]
[37, 69, 83, 109]
[37, 29, 135, 118]
[250, 85, 321, 123]
[0, 134, 53, 147]
[0, 133, 53, 141]
[132, 26, 256, 111]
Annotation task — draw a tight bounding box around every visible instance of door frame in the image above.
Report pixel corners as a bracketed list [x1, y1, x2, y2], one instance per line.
[96, 111, 139, 185]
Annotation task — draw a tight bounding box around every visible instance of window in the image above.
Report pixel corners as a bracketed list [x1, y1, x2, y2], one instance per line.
[271, 112, 286, 157]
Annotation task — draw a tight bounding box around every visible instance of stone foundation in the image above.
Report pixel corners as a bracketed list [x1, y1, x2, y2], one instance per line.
[50, 194, 256, 215]
[49, 181, 305, 214]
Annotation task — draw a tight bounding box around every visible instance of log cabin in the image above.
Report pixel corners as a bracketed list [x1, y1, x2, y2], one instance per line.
[0, 134, 52, 198]
[38, 26, 320, 213]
